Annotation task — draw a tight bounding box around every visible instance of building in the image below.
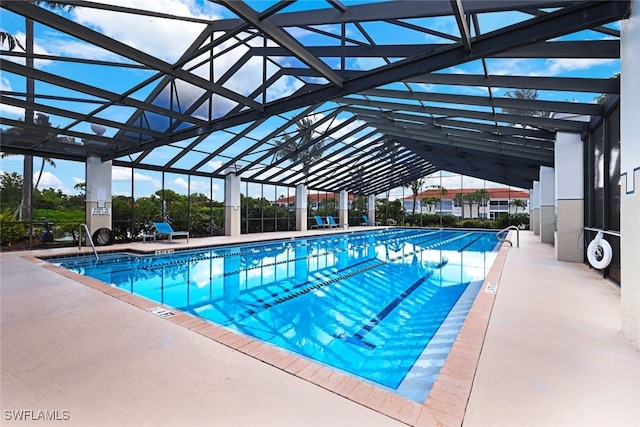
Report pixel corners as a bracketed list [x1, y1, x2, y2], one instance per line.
[273, 193, 354, 211]
[403, 188, 529, 219]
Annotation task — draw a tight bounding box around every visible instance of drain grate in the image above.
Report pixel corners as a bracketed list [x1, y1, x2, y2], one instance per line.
[147, 306, 176, 318]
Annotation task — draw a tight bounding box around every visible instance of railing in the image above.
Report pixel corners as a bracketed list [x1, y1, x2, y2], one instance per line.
[79, 224, 99, 261]
[497, 225, 520, 247]
[584, 227, 621, 237]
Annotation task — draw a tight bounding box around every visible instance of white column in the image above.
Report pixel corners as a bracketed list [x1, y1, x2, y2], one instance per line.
[621, 0, 640, 350]
[85, 156, 112, 237]
[339, 190, 349, 229]
[531, 181, 540, 236]
[295, 184, 307, 231]
[367, 195, 376, 225]
[555, 127, 586, 262]
[224, 171, 241, 236]
[539, 166, 555, 244]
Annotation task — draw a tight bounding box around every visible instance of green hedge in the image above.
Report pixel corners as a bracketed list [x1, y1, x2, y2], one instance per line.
[0, 210, 26, 246]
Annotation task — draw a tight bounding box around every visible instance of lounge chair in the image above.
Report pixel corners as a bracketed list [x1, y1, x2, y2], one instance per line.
[311, 215, 331, 229]
[153, 222, 189, 243]
[326, 215, 344, 228]
[361, 215, 381, 226]
[387, 218, 398, 226]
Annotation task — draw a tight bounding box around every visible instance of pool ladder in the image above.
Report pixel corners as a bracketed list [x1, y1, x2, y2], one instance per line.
[79, 223, 99, 261]
[496, 225, 520, 247]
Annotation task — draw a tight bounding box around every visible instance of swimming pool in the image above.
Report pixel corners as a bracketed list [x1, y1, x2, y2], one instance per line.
[52, 228, 500, 402]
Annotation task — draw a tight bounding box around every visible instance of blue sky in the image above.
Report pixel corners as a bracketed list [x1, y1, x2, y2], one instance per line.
[0, 1, 621, 199]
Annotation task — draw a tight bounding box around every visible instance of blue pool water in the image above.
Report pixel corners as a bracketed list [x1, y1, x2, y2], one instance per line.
[52, 228, 500, 401]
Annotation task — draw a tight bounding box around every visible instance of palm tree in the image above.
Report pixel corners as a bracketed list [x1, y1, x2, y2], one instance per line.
[501, 88, 550, 128]
[0, 32, 26, 51]
[1, 1, 74, 227]
[509, 198, 527, 213]
[453, 192, 465, 220]
[1, 113, 60, 219]
[474, 189, 490, 218]
[405, 179, 423, 214]
[420, 196, 439, 214]
[2, 113, 62, 198]
[463, 192, 477, 219]
[272, 116, 328, 182]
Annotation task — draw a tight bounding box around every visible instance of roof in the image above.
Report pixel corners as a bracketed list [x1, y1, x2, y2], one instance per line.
[0, 1, 629, 194]
[406, 188, 529, 200]
[275, 193, 355, 204]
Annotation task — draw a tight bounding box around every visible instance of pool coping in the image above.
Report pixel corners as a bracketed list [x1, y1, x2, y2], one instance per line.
[24, 233, 511, 427]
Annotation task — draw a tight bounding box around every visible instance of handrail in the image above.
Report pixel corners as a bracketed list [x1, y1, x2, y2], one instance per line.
[79, 224, 99, 261]
[584, 227, 620, 237]
[496, 225, 520, 247]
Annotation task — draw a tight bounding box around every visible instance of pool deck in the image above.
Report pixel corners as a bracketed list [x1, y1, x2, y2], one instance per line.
[1, 229, 638, 426]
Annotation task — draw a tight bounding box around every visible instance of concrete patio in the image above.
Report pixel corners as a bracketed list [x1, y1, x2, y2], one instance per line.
[1, 230, 638, 426]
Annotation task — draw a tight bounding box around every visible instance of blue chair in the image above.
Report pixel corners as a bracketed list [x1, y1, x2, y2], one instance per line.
[361, 215, 381, 226]
[326, 215, 343, 228]
[153, 222, 189, 243]
[312, 215, 330, 229]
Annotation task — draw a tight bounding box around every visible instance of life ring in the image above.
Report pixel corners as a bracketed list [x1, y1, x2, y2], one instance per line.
[587, 231, 612, 269]
[92, 227, 114, 246]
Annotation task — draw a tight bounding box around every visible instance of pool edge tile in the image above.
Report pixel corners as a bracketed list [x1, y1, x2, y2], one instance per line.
[28, 231, 512, 427]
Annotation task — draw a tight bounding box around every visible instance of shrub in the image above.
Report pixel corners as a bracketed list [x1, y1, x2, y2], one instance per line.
[0, 210, 26, 246]
[461, 219, 490, 229]
[496, 213, 530, 230]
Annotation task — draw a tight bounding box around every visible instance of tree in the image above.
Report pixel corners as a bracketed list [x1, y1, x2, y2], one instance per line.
[0, 32, 25, 51]
[1, 1, 74, 228]
[594, 73, 620, 104]
[463, 192, 477, 219]
[509, 198, 527, 213]
[474, 189, 490, 218]
[0, 172, 23, 213]
[501, 88, 550, 128]
[453, 192, 466, 220]
[420, 197, 439, 214]
[405, 179, 423, 214]
[2, 113, 62, 219]
[272, 116, 329, 182]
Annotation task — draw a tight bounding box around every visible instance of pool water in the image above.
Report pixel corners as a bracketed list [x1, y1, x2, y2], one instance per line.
[53, 228, 500, 401]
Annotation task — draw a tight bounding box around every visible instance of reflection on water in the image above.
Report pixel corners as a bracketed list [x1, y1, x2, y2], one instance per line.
[54, 228, 499, 400]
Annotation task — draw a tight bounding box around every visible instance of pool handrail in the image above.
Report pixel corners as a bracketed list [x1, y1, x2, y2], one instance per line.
[496, 225, 519, 247]
[79, 223, 99, 260]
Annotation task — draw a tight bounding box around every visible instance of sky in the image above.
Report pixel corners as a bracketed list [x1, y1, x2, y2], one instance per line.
[0, 0, 621, 200]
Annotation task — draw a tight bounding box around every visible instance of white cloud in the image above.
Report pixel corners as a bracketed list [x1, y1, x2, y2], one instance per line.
[545, 58, 617, 75]
[41, 36, 122, 63]
[172, 177, 218, 195]
[489, 59, 545, 77]
[0, 73, 27, 119]
[68, 0, 301, 118]
[34, 171, 69, 192]
[73, 0, 215, 63]
[205, 160, 224, 172]
[0, 30, 53, 68]
[111, 166, 130, 181]
[112, 166, 161, 188]
[1, 76, 12, 91]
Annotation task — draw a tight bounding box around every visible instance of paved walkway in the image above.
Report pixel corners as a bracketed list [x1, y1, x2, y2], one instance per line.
[464, 232, 640, 427]
[1, 230, 638, 426]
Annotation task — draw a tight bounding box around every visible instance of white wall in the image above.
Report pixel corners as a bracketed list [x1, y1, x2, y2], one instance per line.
[620, 0, 640, 350]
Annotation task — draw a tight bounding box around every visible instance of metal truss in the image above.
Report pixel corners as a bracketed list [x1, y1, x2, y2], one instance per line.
[0, 0, 630, 193]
